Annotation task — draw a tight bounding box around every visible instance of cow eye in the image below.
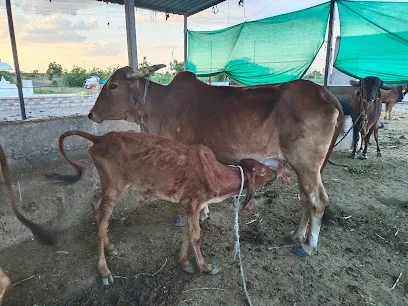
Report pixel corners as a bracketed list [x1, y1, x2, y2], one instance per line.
[110, 84, 118, 90]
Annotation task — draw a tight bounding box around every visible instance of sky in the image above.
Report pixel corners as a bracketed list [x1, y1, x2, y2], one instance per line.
[0, 0, 400, 74]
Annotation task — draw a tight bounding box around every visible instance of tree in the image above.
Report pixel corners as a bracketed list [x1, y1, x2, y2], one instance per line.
[170, 59, 184, 75]
[46, 62, 62, 80]
[139, 56, 151, 69]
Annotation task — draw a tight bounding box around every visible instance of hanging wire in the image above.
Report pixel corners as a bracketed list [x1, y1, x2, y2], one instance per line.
[238, 0, 244, 7]
[212, 5, 219, 14]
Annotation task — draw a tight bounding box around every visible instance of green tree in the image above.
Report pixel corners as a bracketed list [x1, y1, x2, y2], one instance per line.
[46, 61, 63, 80]
[170, 59, 184, 75]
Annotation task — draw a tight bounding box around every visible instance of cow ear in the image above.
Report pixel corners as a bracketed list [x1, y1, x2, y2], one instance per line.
[349, 79, 361, 87]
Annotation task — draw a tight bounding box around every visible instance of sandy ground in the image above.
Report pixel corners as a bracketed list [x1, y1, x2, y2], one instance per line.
[1, 108, 408, 306]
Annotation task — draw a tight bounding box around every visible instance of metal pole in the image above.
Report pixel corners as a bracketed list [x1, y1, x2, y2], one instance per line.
[323, 0, 335, 87]
[6, 0, 26, 120]
[183, 15, 188, 70]
[125, 0, 138, 70]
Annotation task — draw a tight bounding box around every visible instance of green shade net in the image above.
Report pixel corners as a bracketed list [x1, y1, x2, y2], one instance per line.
[187, 2, 331, 85]
[335, 1, 408, 84]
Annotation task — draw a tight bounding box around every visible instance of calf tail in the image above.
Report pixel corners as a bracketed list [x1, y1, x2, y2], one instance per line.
[43, 130, 101, 185]
[0, 144, 57, 245]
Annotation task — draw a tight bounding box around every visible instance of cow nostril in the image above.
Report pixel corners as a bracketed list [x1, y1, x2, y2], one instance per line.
[87, 112, 93, 120]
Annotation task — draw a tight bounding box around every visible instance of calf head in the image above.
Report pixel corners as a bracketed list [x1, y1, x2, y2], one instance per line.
[88, 64, 165, 124]
[350, 76, 397, 105]
[239, 158, 285, 211]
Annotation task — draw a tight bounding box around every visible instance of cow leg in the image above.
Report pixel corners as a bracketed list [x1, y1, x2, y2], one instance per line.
[358, 130, 364, 153]
[362, 129, 373, 159]
[188, 210, 219, 275]
[95, 188, 121, 285]
[374, 127, 381, 157]
[287, 192, 310, 244]
[0, 267, 12, 305]
[293, 171, 328, 257]
[384, 103, 389, 120]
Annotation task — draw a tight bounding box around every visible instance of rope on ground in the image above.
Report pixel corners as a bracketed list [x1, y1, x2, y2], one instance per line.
[233, 165, 253, 306]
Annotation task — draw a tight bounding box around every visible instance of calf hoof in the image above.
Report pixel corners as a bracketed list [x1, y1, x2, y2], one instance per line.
[171, 216, 185, 227]
[106, 245, 118, 256]
[360, 153, 367, 159]
[182, 264, 195, 274]
[285, 232, 304, 245]
[377, 152, 382, 157]
[101, 275, 114, 286]
[207, 265, 220, 275]
[350, 153, 357, 159]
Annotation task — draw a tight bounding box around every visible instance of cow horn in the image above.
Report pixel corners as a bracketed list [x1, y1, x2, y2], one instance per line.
[126, 64, 166, 79]
[349, 79, 361, 87]
[380, 82, 398, 90]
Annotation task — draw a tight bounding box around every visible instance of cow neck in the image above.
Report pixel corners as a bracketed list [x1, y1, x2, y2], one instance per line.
[139, 78, 168, 133]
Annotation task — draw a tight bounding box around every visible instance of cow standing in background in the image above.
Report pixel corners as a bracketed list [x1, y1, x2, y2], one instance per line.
[87, 65, 344, 258]
[0, 144, 57, 305]
[380, 84, 408, 120]
[349, 77, 396, 159]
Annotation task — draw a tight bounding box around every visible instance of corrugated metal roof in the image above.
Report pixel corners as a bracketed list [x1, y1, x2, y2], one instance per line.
[96, 0, 226, 16]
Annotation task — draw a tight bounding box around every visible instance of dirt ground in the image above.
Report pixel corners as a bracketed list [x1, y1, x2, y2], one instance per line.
[1, 108, 408, 306]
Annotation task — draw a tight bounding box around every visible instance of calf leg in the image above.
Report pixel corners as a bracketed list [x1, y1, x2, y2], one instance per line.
[187, 210, 219, 275]
[351, 126, 360, 158]
[94, 188, 121, 285]
[92, 195, 117, 255]
[0, 267, 11, 305]
[374, 127, 381, 157]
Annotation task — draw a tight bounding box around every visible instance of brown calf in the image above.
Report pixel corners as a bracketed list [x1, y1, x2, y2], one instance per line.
[0, 143, 57, 304]
[44, 130, 289, 285]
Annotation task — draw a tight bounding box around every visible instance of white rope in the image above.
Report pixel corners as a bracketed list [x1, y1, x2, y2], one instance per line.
[233, 165, 254, 306]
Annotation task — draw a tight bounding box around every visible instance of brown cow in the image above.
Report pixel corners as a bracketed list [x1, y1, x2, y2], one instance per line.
[43, 130, 289, 285]
[0, 143, 57, 304]
[380, 84, 408, 120]
[349, 77, 397, 159]
[87, 65, 344, 258]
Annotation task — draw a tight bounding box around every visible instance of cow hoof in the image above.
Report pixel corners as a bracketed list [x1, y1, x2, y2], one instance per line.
[101, 275, 114, 286]
[182, 264, 195, 274]
[171, 216, 185, 227]
[207, 265, 220, 275]
[377, 152, 382, 157]
[200, 212, 210, 222]
[350, 153, 357, 159]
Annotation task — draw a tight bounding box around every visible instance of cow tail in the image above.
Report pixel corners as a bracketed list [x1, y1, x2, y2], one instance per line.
[0, 144, 57, 245]
[43, 130, 101, 185]
[321, 90, 345, 172]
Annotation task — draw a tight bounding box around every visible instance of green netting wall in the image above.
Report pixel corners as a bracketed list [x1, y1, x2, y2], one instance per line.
[187, 2, 331, 85]
[334, 1, 408, 84]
